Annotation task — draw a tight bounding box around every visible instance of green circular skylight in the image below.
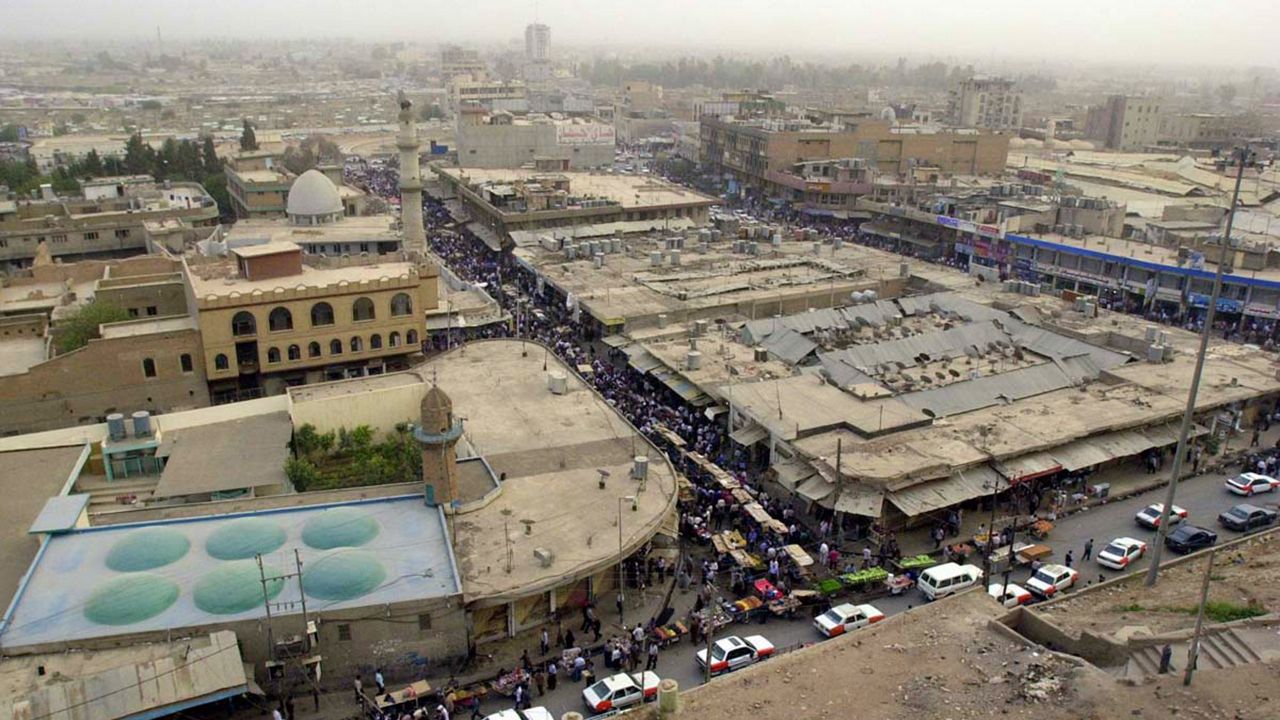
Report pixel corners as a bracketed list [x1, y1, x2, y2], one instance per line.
[301, 550, 385, 601]
[85, 574, 179, 625]
[104, 528, 191, 572]
[194, 560, 284, 614]
[205, 517, 288, 560]
[300, 507, 379, 550]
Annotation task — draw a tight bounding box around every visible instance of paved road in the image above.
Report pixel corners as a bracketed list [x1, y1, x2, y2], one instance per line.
[465, 467, 1274, 719]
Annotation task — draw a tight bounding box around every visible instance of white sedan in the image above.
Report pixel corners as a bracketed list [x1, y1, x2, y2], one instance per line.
[582, 672, 660, 714]
[813, 603, 885, 637]
[987, 583, 1033, 608]
[1135, 503, 1188, 529]
[1225, 472, 1277, 496]
[1026, 563, 1079, 598]
[1096, 537, 1148, 570]
[484, 709, 554, 720]
[695, 634, 775, 675]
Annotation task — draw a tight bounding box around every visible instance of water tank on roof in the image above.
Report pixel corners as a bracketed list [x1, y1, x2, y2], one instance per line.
[107, 413, 127, 442]
[131, 410, 153, 438]
[650, 251, 663, 267]
[547, 371, 568, 395]
[865, 290, 878, 301]
[632, 455, 649, 480]
[686, 350, 702, 370]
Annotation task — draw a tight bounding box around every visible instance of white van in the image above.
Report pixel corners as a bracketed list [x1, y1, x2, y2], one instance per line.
[917, 562, 982, 601]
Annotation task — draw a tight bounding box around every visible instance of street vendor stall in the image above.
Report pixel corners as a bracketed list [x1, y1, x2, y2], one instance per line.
[375, 680, 432, 713]
[489, 669, 529, 698]
[731, 488, 756, 505]
[783, 544, 814, 569]
[730, 548, 763, 570]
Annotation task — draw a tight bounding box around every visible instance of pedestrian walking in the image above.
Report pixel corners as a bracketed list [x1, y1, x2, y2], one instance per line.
[1082, 539, 1093, 562]
[354, 675, 364, 705]
[547, 661, 559, 691]
[647, 642, 660, 670]
[1252, 427, 1261, 448]
[564, 628, 575, 649]
[272, 705, 284, 720]
[616, 591, 624, 618]
[818, 542, 829, 567]
[1064, 550, 1074, 568]
[285, 696, 295, 720]
[540, 627, 549, 656]
[534, 667, 546, 697]
[375, 668, 386, 695]
[1158, 644, 1173, 674]
[513, 683, 526, 711]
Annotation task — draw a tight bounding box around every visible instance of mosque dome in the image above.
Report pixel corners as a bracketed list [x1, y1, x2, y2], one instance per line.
[286, 169, 344, 224]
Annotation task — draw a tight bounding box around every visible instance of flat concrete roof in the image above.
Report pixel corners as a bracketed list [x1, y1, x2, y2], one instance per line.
[152, 412, 291, 498]
[439, 167, 717, 210]
[0, 337, 47, 377]
[99, 315, 198, 339]
[0, 445, 86, 611]
[187, 256, 419, 300]
[223, 215, 401, 246]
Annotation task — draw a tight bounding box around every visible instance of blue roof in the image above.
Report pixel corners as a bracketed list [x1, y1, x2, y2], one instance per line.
[27, 494, 90, 535]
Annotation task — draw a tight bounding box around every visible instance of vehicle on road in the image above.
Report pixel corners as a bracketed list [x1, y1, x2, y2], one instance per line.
[1096, 537, 1148, 570]
[918, 563, 983, 601]
[987, 582, 1033, 607]
[695, 635, 775, 675]
[1026, 563, 1079, 598]
[1164, 525, 1218, 554]
[1218, 504, 1278, 532]
[1224, 472, 1277, 496]
[484, 709, 554, 720]
[813, 603, 885, 637]
[582, 672, 661, 714]
[1135, 503, 1188, 529]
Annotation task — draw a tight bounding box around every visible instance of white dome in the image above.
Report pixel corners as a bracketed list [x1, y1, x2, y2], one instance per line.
[287, 169, 343, 219]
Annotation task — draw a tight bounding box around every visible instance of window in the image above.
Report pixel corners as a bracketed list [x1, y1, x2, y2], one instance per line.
[180, 353, 193, 373]
[330, 339, 343, 355]
[145, 305, 157, 316]
[268, 307, 293, 332]
[389, 331, 401, 347]
[142, 358, 157, 378]
[390, 293, 413, 317]
[267, 347, 281, 364]
[417, 613, 432, 631]
[337, 624, 352, 642]
[83, 231, 99, 241]
[370, 333, 382, 350]
[350, 336, 363, 352]
[308, 341, 322, 358]
[215, 353, 229, 370]
[287, 344, 301, 361]
[127, 308, 140, 318]
[231, 311, 257, 337]
[310, 302, 334, 327]
[352, 297, 375, 322]
[406, 330, 419, 346]
[51, 234, 66, 243]
[115, 229, 130, 239]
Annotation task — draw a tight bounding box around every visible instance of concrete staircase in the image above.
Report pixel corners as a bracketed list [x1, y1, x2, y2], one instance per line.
[74, 475, 158, 511]
[1121, 627, 1265, 680]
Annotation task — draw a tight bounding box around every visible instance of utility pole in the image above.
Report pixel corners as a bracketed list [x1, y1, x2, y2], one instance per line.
[1146, 146, 1252, 587]
[257, 554, 276, 663]
[1184, 550, 1216, 686]
[703, 609, 715, 685]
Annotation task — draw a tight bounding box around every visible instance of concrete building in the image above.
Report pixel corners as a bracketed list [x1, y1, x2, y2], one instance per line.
[449, 77, 528, 112]
[700, 116, 1010, 200]
[456, 110, 615, 170]
[524, 23, 550, 62]
[224, 151, 293, 219]
[439, 44, 486, 81]
[1085, 95, 1163, 150]
[0, 177, 218, 272]
[948, 76, 1023, 130]
[1158, 112, 1264, 149]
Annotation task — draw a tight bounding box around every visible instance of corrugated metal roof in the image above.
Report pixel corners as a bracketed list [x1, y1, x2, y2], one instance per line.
[898, 359, 1089, 418]
[817, 352, 878, 388]
[887, 465, 1005, 517]
[1009, 322, 1130, 369]
[730, 423, 769, 446]
[996, 451, 1062, 481]
[796, 474, 836, 502]
[822, 482, 885, 518]
[762, 327, 818, 364]
[772, 459, 816, 491]
[827, 320, 1009, 373]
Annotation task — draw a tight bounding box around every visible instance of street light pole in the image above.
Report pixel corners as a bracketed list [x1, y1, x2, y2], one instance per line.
[1146, 146, 1252, 587]
[617, 495, 636, 625]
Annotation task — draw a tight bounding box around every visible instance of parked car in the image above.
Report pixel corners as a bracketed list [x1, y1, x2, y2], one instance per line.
[484, 709, 554, 720]
[582, 672, 661, 714]
[1218, 504, 1278, 532]
[1224, 472, 1277, 496]
[987, 582, 1033, 608]
[1096, 537, 1148, 571]
[1135, 503, 1188, 529]
[917, 563, 983, 601]
[813, 603, 885, 637]
[1164, 525, 1218, 554]
[695, 635, 775, 675]
[1026, 563, 1079, 598]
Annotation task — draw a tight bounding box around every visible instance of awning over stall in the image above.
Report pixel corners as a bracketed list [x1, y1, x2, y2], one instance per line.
[995, 452, 1062, 484]
[887, 466, 1006, 517]
[730, 423, 769, 447]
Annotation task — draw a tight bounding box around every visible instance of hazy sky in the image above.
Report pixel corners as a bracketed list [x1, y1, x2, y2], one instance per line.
[1, 0, 1276, 68]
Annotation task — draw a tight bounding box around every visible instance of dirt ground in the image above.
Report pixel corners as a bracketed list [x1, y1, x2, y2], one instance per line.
[1039, 529, 1279, 638]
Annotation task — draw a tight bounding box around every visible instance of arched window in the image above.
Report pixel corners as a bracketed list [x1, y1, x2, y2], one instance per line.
[308, 341, 322, 358]
[390, 293, 413, 317]
[330, 339, 343, 355]
[231, 311, 256, 336]
[214, 353, 229, 370]
[352, 297, 375, 322]
[268, 307, 293, 332]
[350, 336, 364, 352]
[310, 302, 335, 327]
[267, 347, 281, 364]
[370, 333, 383, 349]
[287, 344, 301, 361]
[389, 331, 401, 347]
[406, 329, 419, 346]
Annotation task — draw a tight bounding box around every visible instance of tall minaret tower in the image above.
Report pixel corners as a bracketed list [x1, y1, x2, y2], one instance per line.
[396, 91, 427, 255]
[415, 382, 462, 511]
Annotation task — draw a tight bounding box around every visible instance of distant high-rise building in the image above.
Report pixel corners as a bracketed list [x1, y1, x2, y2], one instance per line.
[525, 23, 550, 62]
[948, 77, 1022, 130]
[1084, 95, 1163, 150]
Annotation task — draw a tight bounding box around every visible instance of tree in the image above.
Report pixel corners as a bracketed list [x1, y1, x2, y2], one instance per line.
[0, 124, 19, 142]
[201, 135, 220, 175]
[285, 458, 321, 492]
[240, 119, 258, 151]
[54, 301, 130, 354]
[201, 173, 232, 220]
[82, 148, 104, 177]
[123, 133, 153, 175]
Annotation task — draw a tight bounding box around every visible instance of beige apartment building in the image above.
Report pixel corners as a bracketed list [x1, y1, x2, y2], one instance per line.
[1085, 95, 1164, 150]
[948, 76, 1023, 130]
[189, 242, 438, 400]
[223, 151, 292, 219]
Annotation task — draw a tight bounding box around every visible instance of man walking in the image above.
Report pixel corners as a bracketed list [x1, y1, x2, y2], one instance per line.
[646, 642, 660, 671]
[375, 668, 386, 695]
[1082, 539, 1094, 562]
[354, 675, 364, 706]
[547, 660, 558, 691]
[1064, 550, 1074, 569]
[540, 627, 549, 656]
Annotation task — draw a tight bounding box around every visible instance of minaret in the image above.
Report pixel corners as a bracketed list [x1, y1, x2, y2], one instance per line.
[415, 382, 462, 510]
[396, 91, 427, 255]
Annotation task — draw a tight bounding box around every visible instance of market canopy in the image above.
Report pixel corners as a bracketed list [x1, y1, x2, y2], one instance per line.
[887, 465, 1006, 517]
[730, 423, 769, 447]
[994, 451, 1062, 484]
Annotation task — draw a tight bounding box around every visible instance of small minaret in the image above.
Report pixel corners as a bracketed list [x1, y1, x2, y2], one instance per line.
[396, 90, 427, 255]
[415, 382, 462, 510]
